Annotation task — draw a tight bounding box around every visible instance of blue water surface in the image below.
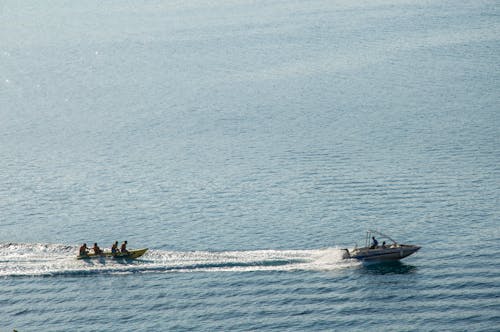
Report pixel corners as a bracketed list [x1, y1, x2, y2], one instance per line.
[1, 0, 499, 330]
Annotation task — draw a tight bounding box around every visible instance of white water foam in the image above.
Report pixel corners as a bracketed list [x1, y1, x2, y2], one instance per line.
[0, 243, 358, 277]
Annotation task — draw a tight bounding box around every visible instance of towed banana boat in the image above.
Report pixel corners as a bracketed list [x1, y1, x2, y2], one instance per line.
[77, 248, 148, 260]
[342, 230, 420, 262]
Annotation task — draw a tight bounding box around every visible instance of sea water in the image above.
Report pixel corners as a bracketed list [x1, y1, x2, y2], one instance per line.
[1, 0, 499, 330]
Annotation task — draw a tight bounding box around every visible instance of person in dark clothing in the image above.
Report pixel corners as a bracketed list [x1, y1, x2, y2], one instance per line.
[111, 241, 119, 254]
[79, 243, 89, 256]
[93, 243, 102, 255]
[121, 241, 129, 254]
[370, 237, 378, 249]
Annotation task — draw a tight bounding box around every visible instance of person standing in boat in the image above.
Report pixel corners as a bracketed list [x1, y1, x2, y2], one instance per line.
[121, 240, 129, 254]
[79, 243, 89, 256]
[370, 237, 378, 249]
[93, 243, 103, 255]
[111, 241, 119, 254]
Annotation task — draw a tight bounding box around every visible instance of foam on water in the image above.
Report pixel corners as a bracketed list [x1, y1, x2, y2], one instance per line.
[0, 243, 358, 277]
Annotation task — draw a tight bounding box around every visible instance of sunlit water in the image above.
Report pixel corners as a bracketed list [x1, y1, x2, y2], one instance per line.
[1, 0, 499, 330]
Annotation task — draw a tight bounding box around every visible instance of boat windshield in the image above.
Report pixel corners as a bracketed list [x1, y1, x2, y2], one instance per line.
[365, 230, 398, 248]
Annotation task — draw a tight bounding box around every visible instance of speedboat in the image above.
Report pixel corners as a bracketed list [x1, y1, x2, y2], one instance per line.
[342, 230, 420, 262]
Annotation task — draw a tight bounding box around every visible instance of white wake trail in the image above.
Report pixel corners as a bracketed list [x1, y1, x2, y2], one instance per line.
[0, 243, 358, 277]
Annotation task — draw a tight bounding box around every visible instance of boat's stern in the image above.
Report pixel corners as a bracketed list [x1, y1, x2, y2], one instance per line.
[341, 248, 351, 259]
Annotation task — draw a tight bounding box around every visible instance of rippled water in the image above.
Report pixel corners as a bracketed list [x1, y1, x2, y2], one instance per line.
[1, 0, 499, 330]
